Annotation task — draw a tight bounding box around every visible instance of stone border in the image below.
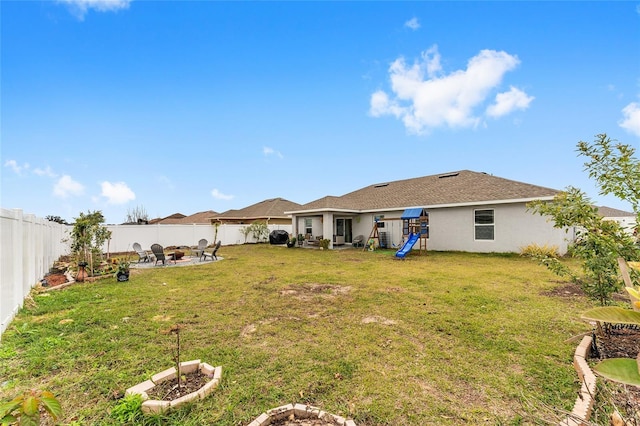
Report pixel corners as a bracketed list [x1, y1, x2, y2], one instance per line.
[125, 360, 222, 415]
[247, 403, 356, 426]
[559, 335, 597, 426]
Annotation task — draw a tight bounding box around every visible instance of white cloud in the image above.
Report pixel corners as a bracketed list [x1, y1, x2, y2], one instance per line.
[486, 86, 534, 118]
[263, 146, 283, 159]
[100, 181, 135, 204]
[619, 102, 640, 137]
[370, 45, 530, 134]
[33, 166, 58, 178]
[4, 160, 29, 175]
[57, 0, 131, 20]
[211, 189, 234, 200]
[404, 17, 420, 30]
[53, 175, 85, 198]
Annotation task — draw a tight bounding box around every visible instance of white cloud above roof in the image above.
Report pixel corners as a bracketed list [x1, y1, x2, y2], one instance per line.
[370, 45, 532, 134]
[57, 0, 131, 20]
[486, 86, 534, 118]
[211, 188, 234, 200]
[100, 181, 135, 204]
[53, 175, 85, 199]
[619, 102, 640, 137]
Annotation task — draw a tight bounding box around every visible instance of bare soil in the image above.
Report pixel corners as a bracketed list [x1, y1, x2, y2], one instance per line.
[269, 416, 342, 426]
[145, 372, 210, 401]
[42, 273, 68, 288]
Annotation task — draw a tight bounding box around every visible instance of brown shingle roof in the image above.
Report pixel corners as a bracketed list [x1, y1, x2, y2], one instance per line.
[292, 170, 560, 212]
[214, 198, 302, 220]
[175, 210, 218, 224]
[149, 213, 186, 224]
[597, 206, 635, 217]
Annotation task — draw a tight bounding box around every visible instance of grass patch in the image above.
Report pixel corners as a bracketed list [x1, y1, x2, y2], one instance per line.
[0, 245, 594, 425]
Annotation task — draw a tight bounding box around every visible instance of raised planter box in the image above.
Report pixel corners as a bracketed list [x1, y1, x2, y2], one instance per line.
[247, 403, 356, 426]
[125, 360, 222, 415]
[559, 335, 597, 426]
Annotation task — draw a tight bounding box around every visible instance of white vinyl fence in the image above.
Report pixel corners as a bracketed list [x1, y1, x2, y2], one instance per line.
[1, 209, 70, 338]
[103, 223, 292, 254]
[0, 213, 291, 339]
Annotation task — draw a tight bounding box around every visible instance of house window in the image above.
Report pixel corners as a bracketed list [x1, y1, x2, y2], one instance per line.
[304, 218, 312, 235]
[474, 209, 494, 240]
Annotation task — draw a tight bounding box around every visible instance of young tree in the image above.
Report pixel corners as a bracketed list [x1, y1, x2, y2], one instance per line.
[528, 134, 640, 305]
[69, 210, 112, 275]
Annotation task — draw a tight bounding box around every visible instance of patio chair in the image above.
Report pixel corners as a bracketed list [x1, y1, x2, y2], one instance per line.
[133, 242, 153, 263]
[151, 243, 174, 266]
[352, 235, 365, 248]
[201, 241, 221, 261]
[193, 238, 208, 261]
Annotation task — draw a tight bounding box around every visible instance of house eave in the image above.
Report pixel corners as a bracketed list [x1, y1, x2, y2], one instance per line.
[211, 215, 291, 221]
[287, 196, 556, 216]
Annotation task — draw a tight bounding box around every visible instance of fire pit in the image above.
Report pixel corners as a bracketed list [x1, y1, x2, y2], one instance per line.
[168, 250, 185, 261]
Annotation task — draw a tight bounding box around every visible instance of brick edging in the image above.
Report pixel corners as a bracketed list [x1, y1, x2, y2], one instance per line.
[559, 335, 597, 426]
[125, 360, 222, 415]
[247, 403, 356, 426]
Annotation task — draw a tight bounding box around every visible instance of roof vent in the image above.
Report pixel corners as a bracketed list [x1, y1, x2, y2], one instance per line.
[438, 172, 459, 179]
[374, 183, 389, 188]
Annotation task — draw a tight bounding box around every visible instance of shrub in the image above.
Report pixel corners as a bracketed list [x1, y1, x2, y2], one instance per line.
[520, 243, 560, 258]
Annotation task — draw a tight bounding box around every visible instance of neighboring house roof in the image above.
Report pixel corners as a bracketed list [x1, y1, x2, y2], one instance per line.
[597, 206, 635, 218]
[289, 170, 560, 213]
[175, 210, 218, 224]
[148, 213, 186, 224]
[213, 198, 302, 221]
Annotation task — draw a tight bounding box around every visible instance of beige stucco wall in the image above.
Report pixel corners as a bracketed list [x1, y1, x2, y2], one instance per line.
[428, 203, 571, 254]
[351, 202, 571, 254]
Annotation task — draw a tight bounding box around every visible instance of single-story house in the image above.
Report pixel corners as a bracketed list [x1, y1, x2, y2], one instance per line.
[286, 170, 574, 254]
[212, 198, 302, 225]
[598, 206, 637, 235]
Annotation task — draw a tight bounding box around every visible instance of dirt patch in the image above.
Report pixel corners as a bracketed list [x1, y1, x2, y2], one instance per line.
[241, 324, 257, 338]
[279, 284, 351, 301]
[361, 316, 397, 326]
[145, 372, 210, 401]
[270, 416, 343, 426]
[542, 282, 585, 298]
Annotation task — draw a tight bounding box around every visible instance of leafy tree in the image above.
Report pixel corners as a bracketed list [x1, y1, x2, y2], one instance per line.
[528, 134, 640, 305]
[239, 225, 252, 244]
[577, 134, 640, 221]
[69, 210, 112, 276]
[45, 215, 68, 225]
[248, 221, 269, 243]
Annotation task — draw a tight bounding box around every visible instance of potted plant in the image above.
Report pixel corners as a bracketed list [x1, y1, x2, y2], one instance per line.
[76, 261, 88, 282]
[115, 259, 130, 282]
[287, 237, 296, 248]
[297, 234, 305, 247]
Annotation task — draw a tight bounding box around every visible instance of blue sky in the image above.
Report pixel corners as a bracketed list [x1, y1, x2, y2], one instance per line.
[2, 1, 639, 224]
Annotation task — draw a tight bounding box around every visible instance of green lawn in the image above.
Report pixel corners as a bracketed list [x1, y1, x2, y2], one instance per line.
[0, 245, 594, 425]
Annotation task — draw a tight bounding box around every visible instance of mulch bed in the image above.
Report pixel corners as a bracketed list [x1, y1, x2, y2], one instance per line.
[41, 272, 69, 288]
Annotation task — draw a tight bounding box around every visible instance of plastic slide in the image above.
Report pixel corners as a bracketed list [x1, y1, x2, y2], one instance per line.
[395, 233, 420, 259]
